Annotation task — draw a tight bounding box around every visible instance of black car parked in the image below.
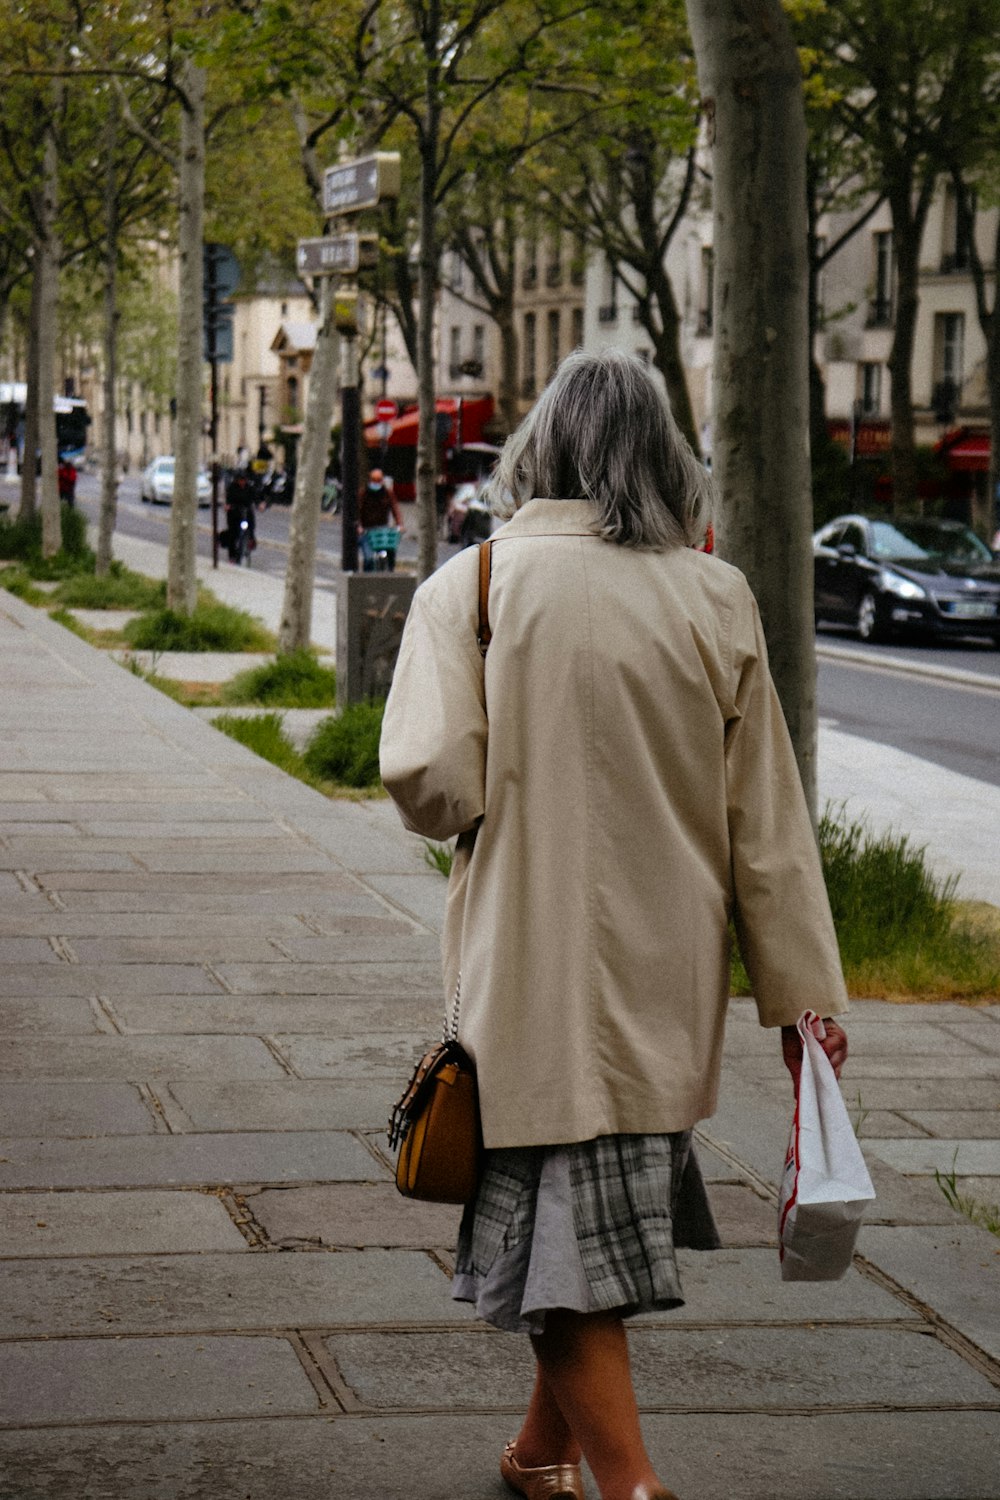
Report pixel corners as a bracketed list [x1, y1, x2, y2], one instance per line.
[814, 515, 1000, 646]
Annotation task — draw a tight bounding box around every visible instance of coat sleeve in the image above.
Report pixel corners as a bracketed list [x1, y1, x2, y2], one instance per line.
[725, 578, 849, 1027]
[379, 582, 488, 841]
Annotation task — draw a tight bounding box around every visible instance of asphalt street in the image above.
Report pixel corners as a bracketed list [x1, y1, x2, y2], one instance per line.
[819, 657, 1000, 788]
[74, 473, 998, 791]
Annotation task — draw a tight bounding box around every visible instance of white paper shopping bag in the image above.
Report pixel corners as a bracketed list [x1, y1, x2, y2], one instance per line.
[778, 1011, 876, 1281]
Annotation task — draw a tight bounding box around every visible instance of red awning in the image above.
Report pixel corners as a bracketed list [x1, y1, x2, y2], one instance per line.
[364, 395, 495, 450]
[934, 428, 991, 472]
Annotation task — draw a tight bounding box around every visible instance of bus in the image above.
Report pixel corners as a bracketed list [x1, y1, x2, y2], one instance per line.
[0, 382, 91, 469]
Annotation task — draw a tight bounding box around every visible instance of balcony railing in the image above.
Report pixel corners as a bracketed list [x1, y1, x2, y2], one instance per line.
[521, 266, 538, 290]
[545, 264, 563, 287]
[939, 252, 970, 274]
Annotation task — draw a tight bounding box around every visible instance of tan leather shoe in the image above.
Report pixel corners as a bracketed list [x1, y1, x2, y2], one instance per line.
[500, 1439, 586, 1500]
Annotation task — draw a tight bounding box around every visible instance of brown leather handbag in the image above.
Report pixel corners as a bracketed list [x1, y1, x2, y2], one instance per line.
[388, 1025, 482, 1203]
[387, 542, 492, 1204]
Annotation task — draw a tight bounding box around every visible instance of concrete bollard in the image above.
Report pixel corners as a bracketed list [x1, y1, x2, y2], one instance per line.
[336, 571, 416, 706]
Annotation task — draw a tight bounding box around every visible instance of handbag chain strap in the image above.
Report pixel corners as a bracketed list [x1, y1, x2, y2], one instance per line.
[444, 972, 461, 1043]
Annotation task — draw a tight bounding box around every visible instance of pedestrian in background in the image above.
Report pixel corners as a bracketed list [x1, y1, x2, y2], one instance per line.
[57, 455, 77, 507]
[380, 349, 849, 1500]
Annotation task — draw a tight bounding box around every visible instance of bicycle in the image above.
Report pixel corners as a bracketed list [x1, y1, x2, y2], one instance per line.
[361, 526, 400, 572]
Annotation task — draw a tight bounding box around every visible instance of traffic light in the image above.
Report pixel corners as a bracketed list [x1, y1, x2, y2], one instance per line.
[203, 244, 240, 364]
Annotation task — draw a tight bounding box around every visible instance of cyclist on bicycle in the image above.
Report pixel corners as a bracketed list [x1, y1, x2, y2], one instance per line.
[358, 468, 404, 571]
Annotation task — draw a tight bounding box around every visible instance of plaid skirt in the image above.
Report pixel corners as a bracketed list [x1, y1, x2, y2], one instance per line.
[452, 1132, 721, 1334]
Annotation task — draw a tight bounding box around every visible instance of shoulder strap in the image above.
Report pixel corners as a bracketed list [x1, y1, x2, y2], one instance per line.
[477, 539, 493, 656]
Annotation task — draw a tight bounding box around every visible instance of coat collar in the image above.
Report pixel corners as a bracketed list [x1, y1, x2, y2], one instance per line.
[494, 498, 600, 539]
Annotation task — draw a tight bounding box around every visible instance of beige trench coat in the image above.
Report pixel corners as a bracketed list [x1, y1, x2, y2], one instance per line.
[380, 499, 848, 1149]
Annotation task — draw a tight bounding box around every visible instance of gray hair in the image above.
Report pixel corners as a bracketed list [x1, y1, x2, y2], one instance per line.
[485, 348, 714, 548]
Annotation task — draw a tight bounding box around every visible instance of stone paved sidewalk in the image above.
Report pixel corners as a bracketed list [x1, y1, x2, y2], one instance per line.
[0, 590, 997, 1500]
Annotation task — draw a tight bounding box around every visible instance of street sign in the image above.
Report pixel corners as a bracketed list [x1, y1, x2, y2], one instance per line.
[374, 398, 398, 421]
[296, 234, 379, 277]
[322, 152, 401, 216]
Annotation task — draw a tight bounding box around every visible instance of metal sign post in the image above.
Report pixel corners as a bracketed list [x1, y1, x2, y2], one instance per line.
[340, 336, 360, 575]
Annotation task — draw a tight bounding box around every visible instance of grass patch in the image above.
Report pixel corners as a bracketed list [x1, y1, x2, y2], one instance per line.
[935, 1155, 1000, 1237]
[220, 648, 336, 708]
[53, 563, 166, 611]
[0, 505, 93, 576]
[124, 598, 275, 653]
[211, 712, 316, 781]
[424, 841, 454, 877]
[0, 567, 50, 605]
[303, 701, 384, 789]
[731, 807, 1000, 1001]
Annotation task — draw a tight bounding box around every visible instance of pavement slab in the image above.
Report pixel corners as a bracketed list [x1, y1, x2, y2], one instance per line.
[270, 1032, 433, 1080]
[248, 1183, 465, 1249]
[0, 961, 224, 995]
[0, 1249, 459, 1337]
[0, 1189, 246, 1256]
[164, 1080, 400, 1133]
[862, 1139, 1000, 1177]
[0, 1082, 157, 1137]
[860, 1222, 1000, 1363]
[326, 1324, 999, 1414]
[665, 1247, 918, 1324]
[216, 961, 443, 995]
[0, 1334, 319, 1426]
[0, 994, 105, 1034]
[108, 993, 442, 1036]
[904, 1110, 1000, 1138]
[0, 1036, 287, 1081]
[0, 1129, 382, 1190]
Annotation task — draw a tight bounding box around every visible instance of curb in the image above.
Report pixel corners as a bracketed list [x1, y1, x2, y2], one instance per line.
[816, 642, 1000, 694]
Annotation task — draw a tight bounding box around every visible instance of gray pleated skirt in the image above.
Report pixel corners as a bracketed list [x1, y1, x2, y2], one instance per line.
[452, 1131, 721, 1334]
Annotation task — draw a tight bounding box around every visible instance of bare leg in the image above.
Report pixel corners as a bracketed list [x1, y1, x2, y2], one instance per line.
[530, 1309, 669, 1500]
[514, 1360, 582, 1468]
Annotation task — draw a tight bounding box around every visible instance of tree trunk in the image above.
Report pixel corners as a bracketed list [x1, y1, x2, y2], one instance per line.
[37, 121, 61, 560]
[18, 261, 41, 522]
[497, 305, 519, 436]
[686, 0, 817, 819]
[167, 59, 206, 614]
[886, 204, 921, 517]
[96, 109, 120, 578]
[279, 278, 339, 652]
[645, 284, 700, 453]
[982, 327, 999, 542]
[415, 8, 441, 584]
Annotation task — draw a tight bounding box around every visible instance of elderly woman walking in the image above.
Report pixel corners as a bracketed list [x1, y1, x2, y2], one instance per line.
[380, 349, 848, 1500]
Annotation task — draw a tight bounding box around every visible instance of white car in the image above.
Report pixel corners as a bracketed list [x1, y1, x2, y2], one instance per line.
[140, 455, 212, 508]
